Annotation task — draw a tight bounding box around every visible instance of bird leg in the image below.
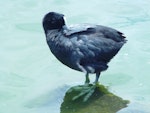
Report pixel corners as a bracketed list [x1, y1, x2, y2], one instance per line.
[94, 72, 101, 84]
[85, 72, 90, 84]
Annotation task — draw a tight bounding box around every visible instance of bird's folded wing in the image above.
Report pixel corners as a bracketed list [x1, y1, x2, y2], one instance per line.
[64, 24, 126, 42]
[64, 24, 96, 36]
[67, 24, 126, 62]
[76, 35, 124, 63]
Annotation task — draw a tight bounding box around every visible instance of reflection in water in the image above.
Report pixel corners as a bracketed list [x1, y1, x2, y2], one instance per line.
[61, 84, 129, 113]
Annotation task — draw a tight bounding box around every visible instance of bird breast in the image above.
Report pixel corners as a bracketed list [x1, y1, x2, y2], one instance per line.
[46, 30, 83, 71]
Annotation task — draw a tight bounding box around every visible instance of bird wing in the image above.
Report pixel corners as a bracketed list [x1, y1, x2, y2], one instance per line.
[65, 24, 126, 42]
[64, 24, 96, 36]
[65, 24, 126, 64]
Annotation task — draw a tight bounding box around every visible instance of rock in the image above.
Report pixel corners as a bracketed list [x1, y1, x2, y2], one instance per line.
[61, 84, 129, 113]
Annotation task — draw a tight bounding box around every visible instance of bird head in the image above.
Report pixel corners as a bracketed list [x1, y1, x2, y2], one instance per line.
[43, 12, 65, 33]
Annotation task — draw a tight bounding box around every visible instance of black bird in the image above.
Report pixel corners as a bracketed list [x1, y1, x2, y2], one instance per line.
[42, 12, 126, 84]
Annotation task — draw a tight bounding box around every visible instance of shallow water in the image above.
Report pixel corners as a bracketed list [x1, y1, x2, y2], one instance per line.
[0, 0, 150, 113]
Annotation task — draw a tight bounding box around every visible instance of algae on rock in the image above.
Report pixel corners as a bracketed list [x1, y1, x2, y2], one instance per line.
[61, 84, 129, 113]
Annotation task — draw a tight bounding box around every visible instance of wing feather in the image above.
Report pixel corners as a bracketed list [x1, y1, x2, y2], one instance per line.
[66, 24, 126, 63]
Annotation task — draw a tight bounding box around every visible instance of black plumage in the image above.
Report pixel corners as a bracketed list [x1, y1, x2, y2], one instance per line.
[42, 12, 127, 84]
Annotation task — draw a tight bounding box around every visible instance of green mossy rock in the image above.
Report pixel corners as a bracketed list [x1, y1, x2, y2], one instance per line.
[61, 84, 129, 113]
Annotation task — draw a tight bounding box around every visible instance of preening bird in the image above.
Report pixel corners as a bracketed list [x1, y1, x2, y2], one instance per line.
[42, 12, 126, 84]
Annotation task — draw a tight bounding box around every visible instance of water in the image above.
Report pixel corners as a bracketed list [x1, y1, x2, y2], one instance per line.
[0, 0, 150, 113]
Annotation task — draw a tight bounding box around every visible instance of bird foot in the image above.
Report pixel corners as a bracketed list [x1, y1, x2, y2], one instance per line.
[70, 84, 96, 102]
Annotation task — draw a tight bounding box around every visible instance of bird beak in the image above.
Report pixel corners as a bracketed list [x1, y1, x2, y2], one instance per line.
[63, 16, 67, 22]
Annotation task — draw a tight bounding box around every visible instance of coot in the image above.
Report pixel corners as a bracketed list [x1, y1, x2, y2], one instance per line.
[42, 12, 126, 84]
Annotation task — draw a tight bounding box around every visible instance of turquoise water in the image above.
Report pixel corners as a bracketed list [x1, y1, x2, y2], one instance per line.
[0, 0, 150, 113]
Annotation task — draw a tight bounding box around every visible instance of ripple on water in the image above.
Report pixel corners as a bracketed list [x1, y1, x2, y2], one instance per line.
[15, 23, 42, 33]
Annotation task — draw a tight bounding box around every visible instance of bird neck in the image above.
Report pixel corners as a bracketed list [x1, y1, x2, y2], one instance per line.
[62, 25, 69, 34]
